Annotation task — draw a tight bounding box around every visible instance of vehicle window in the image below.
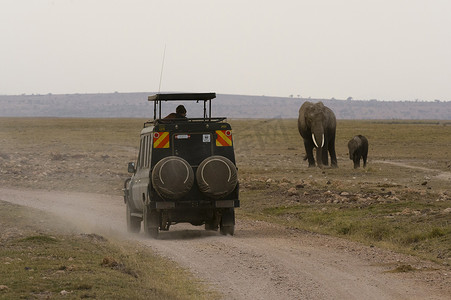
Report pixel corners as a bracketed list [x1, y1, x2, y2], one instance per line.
[144, 135, 150, 168]
[138, 137, 145, 168]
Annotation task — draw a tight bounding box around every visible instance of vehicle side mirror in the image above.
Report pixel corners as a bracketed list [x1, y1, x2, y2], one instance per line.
[127, 162, 136, 173]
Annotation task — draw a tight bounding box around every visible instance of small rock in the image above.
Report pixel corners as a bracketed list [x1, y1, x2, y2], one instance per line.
[421, 181, 428, 186]
[340, 192, 350, 196]
[287, 188, 298, 196]
[443, 208, 451, 214]
[60, 290, 70, 295]
[0, 285, 9, 291]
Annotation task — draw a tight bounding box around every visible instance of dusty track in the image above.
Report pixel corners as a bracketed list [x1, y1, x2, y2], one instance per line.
[374, 160, 451, 181]
[1, 188, 450, 300]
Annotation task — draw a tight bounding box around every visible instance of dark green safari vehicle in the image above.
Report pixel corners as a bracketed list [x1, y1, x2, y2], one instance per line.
[123, 93, 239, 238]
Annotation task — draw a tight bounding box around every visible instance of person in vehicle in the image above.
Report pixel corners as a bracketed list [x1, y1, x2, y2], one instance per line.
[164, 105, 187, 119]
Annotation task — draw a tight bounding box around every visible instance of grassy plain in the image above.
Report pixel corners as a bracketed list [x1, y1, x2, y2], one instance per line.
[230, 119, 451, 263]
[0, 117, 450, 296]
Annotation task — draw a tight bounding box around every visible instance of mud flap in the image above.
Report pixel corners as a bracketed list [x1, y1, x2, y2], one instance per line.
[220, 208, 235, 236]
[143, 204, 160, 239]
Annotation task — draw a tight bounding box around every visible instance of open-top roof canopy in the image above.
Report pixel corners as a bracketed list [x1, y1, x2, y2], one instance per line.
[148, 93, 216, 102]
[148, 92, 219, 122]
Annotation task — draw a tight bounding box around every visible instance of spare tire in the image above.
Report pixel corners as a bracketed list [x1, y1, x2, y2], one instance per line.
[196, 156, 237, 199]
[152, 156, 194, 200]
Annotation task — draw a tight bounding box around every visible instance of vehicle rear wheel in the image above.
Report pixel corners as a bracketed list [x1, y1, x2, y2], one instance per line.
[205, 221, 219, 231]
[126, 201, 141, 234]
[143, 204, 160, 239]
[220, 208, 235, 236]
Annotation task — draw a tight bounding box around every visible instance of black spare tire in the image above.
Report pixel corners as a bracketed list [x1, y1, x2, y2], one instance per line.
[152, 156, 194, 200]
[196, 156, 237, 199]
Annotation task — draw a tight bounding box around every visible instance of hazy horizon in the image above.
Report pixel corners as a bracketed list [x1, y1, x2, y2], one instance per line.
[1, 1, 450, 102]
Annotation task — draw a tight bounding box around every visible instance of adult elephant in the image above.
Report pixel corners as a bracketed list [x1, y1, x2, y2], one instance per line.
[298, 101, 338, 168]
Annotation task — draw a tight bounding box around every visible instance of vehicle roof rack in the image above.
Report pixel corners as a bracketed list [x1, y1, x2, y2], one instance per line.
[148, 92, 217, 121]
[147, 93, 216, 102]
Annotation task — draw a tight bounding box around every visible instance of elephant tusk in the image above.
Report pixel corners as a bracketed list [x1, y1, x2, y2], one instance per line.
[312, 133, 319, 148]
[321, 134, 324, 148]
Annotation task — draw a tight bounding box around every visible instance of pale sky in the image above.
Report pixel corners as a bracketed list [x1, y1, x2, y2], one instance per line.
[1, 0, 450, 101]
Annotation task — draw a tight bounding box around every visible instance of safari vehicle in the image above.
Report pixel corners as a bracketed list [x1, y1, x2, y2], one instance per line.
[123, 93, 239, 238]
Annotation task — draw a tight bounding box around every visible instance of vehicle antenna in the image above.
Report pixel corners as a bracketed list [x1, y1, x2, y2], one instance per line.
[158, 44, 166, 93]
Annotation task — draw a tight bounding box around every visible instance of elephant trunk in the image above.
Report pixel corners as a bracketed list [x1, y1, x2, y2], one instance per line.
[311, 133, 324, 148]
[312, 129, 324, 168]
[316, 146, 323, 168]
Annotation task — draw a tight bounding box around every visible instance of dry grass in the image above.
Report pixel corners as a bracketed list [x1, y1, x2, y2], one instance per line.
[229, 118, 451, 264]
[0, 201, 218, 300]
[0, 117, 450, 265]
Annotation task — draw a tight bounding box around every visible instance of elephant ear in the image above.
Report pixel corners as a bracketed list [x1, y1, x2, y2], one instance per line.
[299, 102, 313, 128]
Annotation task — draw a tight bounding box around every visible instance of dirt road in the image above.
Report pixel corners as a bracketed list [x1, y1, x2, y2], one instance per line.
[374, 160, 451, 181]
[1, 188, 450, 300]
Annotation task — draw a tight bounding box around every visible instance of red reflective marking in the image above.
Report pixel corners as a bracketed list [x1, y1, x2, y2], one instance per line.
[159, 134, 170, 148]
[216, 134, 229, 146]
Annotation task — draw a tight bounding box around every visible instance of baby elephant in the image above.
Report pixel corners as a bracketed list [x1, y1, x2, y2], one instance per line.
[348, 135, 368, 169]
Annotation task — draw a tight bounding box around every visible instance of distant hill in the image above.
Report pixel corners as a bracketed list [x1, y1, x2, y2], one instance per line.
[0, 93, 450, 120]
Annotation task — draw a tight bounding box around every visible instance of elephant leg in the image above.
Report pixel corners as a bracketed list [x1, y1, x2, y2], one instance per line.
[353, 155, 360, 168]
[304, 141, 315, 167]
[328, 138, 338, 168]
[321, 142, 329, 166]
[362, 153, 367, 168]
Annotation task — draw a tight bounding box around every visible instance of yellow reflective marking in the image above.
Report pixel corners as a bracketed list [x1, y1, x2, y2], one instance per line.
[154, 132, 169, 148]
[216, 130, 232, 146]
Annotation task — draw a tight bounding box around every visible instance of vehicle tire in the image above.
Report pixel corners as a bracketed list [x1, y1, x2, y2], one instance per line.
[152, 156, 194, 200]
[143, 204, 159, 239]
[126, 201, 141, 234]
[220, 208, 235, 236]
[196, 156, 237, 199]
[123, 178, 131, 204]
[205, 221, 219, 231]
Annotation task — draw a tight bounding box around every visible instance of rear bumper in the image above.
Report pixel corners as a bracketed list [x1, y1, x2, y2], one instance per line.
[151, 199, 240, 210]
